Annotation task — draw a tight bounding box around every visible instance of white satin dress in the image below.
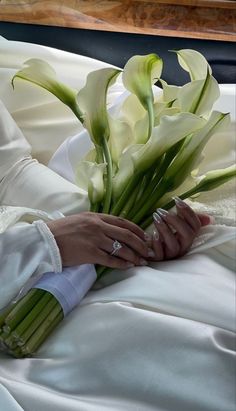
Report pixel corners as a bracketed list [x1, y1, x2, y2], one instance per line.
[0, 38, 235, 411]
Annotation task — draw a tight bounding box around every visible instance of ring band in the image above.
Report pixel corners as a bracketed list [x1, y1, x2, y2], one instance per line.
[110, 240, 122, 256]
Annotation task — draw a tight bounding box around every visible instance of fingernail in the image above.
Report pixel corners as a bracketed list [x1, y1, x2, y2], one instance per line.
[126, 263, 135, 268]
[173, 196, 187, 208]
[207, 215, 215, 225]
[148, 248, 155, 258]
[153, 230, 159, 241]
[140, 258, 148, 266]
[153, 212, 162, 223]
[156, 208, 169, 217]
[144, 232, 151, 241]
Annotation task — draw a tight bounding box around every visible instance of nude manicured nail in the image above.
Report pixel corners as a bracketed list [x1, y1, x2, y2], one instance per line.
[144, 232, 151, 241]
[156, 208, 168, 217]
[153, 230, 159, 241]
[148, 248, 155, 258]
[173, 196, 187, 207]
[126, 263, 135, 268]
[153, 212, 162, 223]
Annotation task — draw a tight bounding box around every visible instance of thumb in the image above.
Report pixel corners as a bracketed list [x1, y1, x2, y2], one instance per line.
[197, 213, 215, 226]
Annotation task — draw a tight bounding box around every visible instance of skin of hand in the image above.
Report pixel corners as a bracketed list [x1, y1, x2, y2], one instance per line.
[150, 197, 214, 261]
[46, 212, 151, 269]
[46, 199, 213, 269]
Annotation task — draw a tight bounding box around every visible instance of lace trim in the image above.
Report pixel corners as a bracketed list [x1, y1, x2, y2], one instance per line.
[33, 220, 62, 273]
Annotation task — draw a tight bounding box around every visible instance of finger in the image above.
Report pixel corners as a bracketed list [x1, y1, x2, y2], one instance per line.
[150, 230, 164, 261]
[156, 207, 195, 253]
[153, 212, 180, 259]
[101, 236, 148, 266]
[100, 213, 147, 241]
[97, 250, 136, 270]
[197, 213, 215, 226]
[103, 223, 149, 259]
[173, 197, 201, 233]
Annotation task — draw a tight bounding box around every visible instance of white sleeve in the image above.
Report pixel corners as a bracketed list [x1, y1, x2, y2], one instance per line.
[0, 100, 88, 308]
[0, 99, 89, 215]
[0, 220, 62, 310]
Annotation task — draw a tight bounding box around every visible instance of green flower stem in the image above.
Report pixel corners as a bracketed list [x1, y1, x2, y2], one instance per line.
[101, 137, 113, 214]
[0, 305, 14, 328]
[17, 296, 58, 346]
[119, 183, 141, 219]
[96, 266, 112, 280]
[70, 101, 84, 124]
[20, 305, 64, 356]
[0, 331, 10, 349]
[128, 160, 164, 220]
[4, 289, 45, 331]
[111, 172, 142, 216]
[11, 292, 57, 344]
[147, 98, 154, 140]
[90, 202, 100, 212]
[131, 183, 167, 225]
[95, 144, 104, 164]
[8, 347, 24, 359]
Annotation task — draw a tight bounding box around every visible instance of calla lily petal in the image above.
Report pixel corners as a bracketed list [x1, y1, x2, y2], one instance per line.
[77, 67, 121, 146]
[175, 49, 212, 81]
[75, 161, 106, 204]
[161, 111, 230, 191]
[195, 165, 236, 193]
[112, 112, 206, 198]
[122, 54, 163, 110]
[178, 71, 220, 116]
[160, 80, 181, 103]
[108, 115, 134, 165]
[12, 58, 81, 118]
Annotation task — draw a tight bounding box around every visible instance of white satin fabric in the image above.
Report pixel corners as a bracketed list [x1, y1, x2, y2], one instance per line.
[0, 40, 235, 411]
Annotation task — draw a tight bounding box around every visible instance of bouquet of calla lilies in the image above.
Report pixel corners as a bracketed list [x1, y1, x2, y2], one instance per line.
[0, 49, 235, 358]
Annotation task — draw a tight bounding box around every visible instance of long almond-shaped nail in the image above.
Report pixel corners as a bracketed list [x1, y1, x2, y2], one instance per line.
[148, 248, 155, 258]
[140, 258, 148, 266]
[156, 208, 168, 217]
[144, 232, 151, 241]
[153, 212, 162, 223]
[173, 196, 187, 208]
[153, 230, 159, 241]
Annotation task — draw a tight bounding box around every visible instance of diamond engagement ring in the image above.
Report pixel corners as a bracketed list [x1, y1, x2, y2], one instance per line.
[110, 240, 122, 256]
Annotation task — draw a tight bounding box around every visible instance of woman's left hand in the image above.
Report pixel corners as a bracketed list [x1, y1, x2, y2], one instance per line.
[148, 197, 214, 261]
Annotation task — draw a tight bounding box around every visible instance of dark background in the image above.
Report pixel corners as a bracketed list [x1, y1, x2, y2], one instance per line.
[0, 21, 235, 84]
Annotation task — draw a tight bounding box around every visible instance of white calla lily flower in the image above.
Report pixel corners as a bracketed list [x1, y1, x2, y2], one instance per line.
[77, 68, 121, 146]
[122, 54, 163, 110]
[195, 165, 236, 192]
[175, 49, 212, 80]
[178, 70, 220, 116]
[12, 59, 82, 119]
[112, 112, 206, 198]
[161, 111, 230, 191]
[75, 161, 106, 204]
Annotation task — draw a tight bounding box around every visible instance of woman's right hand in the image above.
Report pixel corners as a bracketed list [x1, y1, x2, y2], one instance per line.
[46, 212, 150, 269]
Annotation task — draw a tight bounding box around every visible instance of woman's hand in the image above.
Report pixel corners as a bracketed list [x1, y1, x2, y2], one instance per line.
[149, 197, 214, 261]
[46, 212, 150, 269]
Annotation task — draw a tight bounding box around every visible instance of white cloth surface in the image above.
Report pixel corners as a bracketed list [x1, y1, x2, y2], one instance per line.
[0, 39, 235, 411]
